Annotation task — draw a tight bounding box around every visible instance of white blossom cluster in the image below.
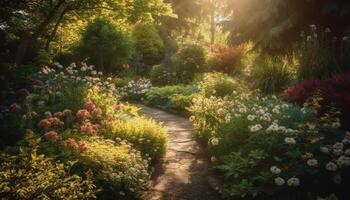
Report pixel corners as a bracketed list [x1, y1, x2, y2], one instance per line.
[117, 78, 152, 99]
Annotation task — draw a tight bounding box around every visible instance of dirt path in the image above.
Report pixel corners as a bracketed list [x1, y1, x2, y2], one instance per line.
[134, 104, 222, 200]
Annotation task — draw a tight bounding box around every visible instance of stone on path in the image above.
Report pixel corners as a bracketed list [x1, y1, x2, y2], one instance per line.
[134, 104, 222, 200]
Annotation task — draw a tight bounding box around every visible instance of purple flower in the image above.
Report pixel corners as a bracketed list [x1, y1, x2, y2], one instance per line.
[34, 80, 44, 87]
[18, 88, 30, 97]
[9, 103, 21, 112]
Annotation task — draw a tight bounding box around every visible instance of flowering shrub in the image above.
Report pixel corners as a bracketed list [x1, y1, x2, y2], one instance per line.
[189, 83, 350, 198]
[117, 78, 152, 101]
[286, 74, 350, 130]
[208, 43, 246, 74]
[75, 137, 150, 199]
[103, 118, 167, 162]
[0, 146, 97, 199]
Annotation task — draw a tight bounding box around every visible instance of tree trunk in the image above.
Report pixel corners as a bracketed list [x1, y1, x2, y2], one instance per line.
[14, 0, 66, 66]
[45, 7, 68, 51]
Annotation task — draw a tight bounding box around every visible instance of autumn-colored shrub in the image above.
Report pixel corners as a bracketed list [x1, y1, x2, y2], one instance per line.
[208, 43, 247, 74]
[286, 74, 350, 129]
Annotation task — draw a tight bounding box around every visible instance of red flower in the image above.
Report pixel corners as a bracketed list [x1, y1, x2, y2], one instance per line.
[92, 107, 102, 118]
[44, 131, 61, 141]
[76, 109, 90, 119]
[80, 122, 100, 135]
[63, 109, 72, 116]
[44, 111, 52, 118]
[54, 112, 63, 118]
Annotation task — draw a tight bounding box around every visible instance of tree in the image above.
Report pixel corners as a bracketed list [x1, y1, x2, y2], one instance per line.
[75, 19, 132, 72]
[0, 0, 172, 66]
[133, 24, 165, 66]
[223, 0, 350, 52]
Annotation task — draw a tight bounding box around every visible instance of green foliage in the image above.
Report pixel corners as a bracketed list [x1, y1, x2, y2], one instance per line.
[178, 44, 206, 73]
[103, 117, 167, 162]
[78, 137, 149, 199]
[133, 24, 165, 66]
[145, 85, 197, 108]
[251, 55, 292, 94]
[297, 26, 350, 80]
[170, 94, 194, 111]
[0, 146, 97, 199]
[75, 19, 132, 72]
[198, 73, 242, 97]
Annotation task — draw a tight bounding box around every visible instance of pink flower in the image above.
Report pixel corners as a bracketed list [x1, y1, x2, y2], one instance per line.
[9, 103, 21, 112]
[65, 138, 79, 149]
[54, 112, 63, 118]
[114, 103, 124, 112]
[44, 111, 52, 118]
[48, 117, 64, 126]
[38, 119, 52, 128]
[92, 107, 102, 118]
[84, 101, 96, 112]
[78, 141, 88, 152]
[44, 131, 61, 141]
[76, 109, 90, 119]
[63, 109, 72, 116]
[80, 122, 100, 135]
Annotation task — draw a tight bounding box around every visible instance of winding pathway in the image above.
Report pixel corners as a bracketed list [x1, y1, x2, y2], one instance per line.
[134, 104, 222, 200]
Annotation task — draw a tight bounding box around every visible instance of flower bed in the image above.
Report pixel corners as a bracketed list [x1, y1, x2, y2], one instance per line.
[189, 81, 350, 199]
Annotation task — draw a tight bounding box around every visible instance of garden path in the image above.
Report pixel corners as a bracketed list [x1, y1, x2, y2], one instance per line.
[134, 104, 222, 200]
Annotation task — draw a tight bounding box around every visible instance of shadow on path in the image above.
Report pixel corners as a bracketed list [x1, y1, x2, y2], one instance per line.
[134, 104, 223, 200]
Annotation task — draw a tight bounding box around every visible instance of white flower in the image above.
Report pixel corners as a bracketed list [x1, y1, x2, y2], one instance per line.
[345, 149, 350, 156]
[247, 115, 256, 121]
[333, 143, 344, 150]
[211, 156, 217, 162]
[326, 162, 338, 171]
[238, 107, 247, 113]
[210, 137, 219, 146]
[287, 177, 300, 187]
[307, 159, 318, 167]
[189, 116, 195, 122]
[274, 177, 285, 186]
[249, 124, 263, 132]
[342, 138, 350, 145]
[332, 122, 341, 128]
[284, 137, 296, 145]
[91, 70, 97, 75]
[98, 72, 103, 75]
[80, 66, 87, 71]
[217, 108, 226, 116]
[320, 147, 329, 153]
[270, 166, 281, 174]
[337, 156, 350, 167]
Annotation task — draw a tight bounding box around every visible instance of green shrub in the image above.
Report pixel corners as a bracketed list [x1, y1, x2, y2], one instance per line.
[178, 44, 206, 73]
[75, 19, 133, 73]
[198, 73, 241, 97]
[0, 146, 97, 199]
[170, 94, 194, 111]
[251, 55, 292, 94]
[149, 64, 172, 86]
[102, 118, 167, 162]
[78, 137, 150, 199]
[133, 24, 165, 66]
[146, 85, 198, 107]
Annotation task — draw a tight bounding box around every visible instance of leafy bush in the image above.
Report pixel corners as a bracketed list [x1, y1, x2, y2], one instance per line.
[170, 94, 194, 111]
[0, 146, 97, 199]
[145, 85, 198, 108]
[198, 73, 242, 97]
[251, 55, 292, 94]
[208, 43, 246, 74]
[178, 44, 206, 73]
[75, 19, 133, 73]
[297, 25, 350, 80]
[189, 85, 350, 199]
[286, 73, 350, 130]
[78, 137, 149, 199]
[133, 24, 165, 66]
[103, 117, 167, 162]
